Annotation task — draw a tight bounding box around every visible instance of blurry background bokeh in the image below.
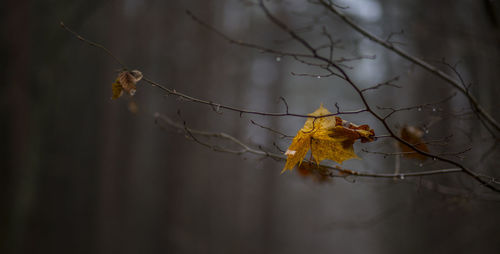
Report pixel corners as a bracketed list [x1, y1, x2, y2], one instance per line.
[2, 0, 500, 253]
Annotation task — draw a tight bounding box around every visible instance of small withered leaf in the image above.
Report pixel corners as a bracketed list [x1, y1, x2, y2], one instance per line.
[111, 70, 143, 99]
[399, 125, 429, 160]
[297, 161, 331, 183]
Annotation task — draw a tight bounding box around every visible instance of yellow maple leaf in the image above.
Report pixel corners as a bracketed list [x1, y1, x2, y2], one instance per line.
[282, 105, 375, 173]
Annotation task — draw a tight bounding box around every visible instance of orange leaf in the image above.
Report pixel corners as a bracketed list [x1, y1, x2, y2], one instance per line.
[297, 161, 331, 183]
[399, 125, 429, 160]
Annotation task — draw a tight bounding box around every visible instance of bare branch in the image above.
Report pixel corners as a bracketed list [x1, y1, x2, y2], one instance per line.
[250, 120, 293, 139]
[378, 92, 457, 119]
[155, 113, 464, 179]
[386, 29, 406, 46]
[361, 76, 401, 92]
[60, 22, 127, 69]
[317, 0, 500, 135]
[185, 10, 315, 60]
[254, 2, 500, 191]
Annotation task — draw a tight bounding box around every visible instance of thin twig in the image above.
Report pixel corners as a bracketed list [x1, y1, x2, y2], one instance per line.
[256, 0, 500, 192]
[318, 0, 500, 135]
[60, 22, 127, 68]
[156, 113, 463, 179]
[250, 120, 293, 139]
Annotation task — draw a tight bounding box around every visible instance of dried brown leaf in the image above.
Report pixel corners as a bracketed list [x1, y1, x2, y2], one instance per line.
[111, 70, 143, 99]
[399, 125, 429, 160]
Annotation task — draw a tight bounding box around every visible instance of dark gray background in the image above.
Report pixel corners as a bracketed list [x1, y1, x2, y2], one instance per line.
[2, 0, 500, 253]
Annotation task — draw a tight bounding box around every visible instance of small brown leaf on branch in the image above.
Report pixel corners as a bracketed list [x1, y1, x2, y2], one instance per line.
[297, 161, 331, 183]
[111, 70, 143, 99]
[399, 125, 429, 160]
[283, 105, 375, 173]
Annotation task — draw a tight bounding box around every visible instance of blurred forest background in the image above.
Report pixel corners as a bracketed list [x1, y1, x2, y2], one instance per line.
[2, 0, 500, 253]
